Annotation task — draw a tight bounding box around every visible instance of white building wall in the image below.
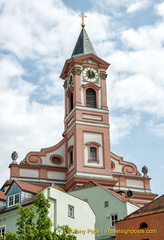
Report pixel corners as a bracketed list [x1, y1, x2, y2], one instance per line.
[68, 135, 74, 147]
[126, 202, 139, 215]
[41, 143, 66, 167]
[46, 187, 95, 240]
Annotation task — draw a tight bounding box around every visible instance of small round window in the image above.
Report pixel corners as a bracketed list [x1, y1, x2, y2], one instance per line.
[51, 157, 62, 164]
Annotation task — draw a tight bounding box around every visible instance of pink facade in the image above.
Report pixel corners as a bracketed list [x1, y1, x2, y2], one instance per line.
[9, 30, 157, 207]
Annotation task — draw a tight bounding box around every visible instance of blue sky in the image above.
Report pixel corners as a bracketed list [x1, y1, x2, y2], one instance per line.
[0, 0, 164, 196]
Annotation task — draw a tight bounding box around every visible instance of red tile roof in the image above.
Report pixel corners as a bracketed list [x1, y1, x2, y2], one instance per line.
[5, 180, 44, 195]
[106, 188, 128, 202]
[125, 194, 164, 219]
[14, 180, 43, 193]
[0, 191, 6, 201]
[71, 180, 99, 191]
[51, 183, 65, 192]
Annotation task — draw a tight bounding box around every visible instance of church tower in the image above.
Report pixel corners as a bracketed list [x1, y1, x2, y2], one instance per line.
[9, 14, 157, 206]
[60, 15, 116, 190]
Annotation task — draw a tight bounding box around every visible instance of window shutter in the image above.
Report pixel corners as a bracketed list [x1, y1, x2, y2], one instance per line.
[86, 88, 96, 108]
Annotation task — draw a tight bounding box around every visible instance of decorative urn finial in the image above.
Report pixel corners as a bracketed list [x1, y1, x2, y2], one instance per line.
[142, 165, 149, 178]
[11, 151, 18, 164]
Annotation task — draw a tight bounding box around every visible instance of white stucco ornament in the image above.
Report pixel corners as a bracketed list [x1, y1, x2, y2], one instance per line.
[11, 151, 18, 164]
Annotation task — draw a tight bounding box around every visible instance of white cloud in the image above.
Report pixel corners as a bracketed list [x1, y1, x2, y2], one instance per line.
[110, 113, 141, 144]
[110, 74, 164, 116]
[0, 0, 75, 60]
[127, 1, 149, 13]
[92, 0, 151, 15]
[155, 2, 164, 18]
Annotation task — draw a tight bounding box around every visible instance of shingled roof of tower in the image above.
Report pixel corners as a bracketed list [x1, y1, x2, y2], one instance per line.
[71, 27, 97, 57]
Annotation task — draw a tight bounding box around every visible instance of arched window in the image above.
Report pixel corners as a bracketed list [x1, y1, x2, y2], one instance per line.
[70, 92, 73, 111]
[68, 145, 74, 166]
[139, 222, 148, 229]
[86, 88, 96, 108]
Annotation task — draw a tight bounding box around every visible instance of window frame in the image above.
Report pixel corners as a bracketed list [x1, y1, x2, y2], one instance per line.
[86, 142, 100, 164]
[86, 88, 96, 108]
[68, 205, 74, 218]
[104, 201, 109, 207]
[70, 92, 74, 112]
[66, 88, 74, 114]
[68, 145, 74, 167]
[0, 225, 6, 236]
[50, 155, 64, 165]
[8, 193, 20, 207]
[82, 83, 100, 109]
[110, 214, 118, 227]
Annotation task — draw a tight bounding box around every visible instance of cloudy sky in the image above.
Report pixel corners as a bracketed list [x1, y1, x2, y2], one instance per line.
[0, 0, 163, 196]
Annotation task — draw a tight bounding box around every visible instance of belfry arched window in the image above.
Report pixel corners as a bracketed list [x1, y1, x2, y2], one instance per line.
[86, 88, 96, 108]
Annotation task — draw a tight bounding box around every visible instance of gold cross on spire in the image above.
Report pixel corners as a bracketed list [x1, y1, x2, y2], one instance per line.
[79, 13, 87, 27]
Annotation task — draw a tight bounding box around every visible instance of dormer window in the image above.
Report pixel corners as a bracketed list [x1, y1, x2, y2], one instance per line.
[8, 193, 20, 207]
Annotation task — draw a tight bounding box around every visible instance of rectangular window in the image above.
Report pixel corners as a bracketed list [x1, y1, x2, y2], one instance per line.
[0, 226, 5, 236]
[68, 205, 74, 218]
[104, 201, 109, 207]
[15, 194, 20, 204]
[9, 195, 14, 206]
[111, 214, 118, 227]
[8, 193, 20, 207]
[90, 147, 97, 160]
[70, 151, 73, 165]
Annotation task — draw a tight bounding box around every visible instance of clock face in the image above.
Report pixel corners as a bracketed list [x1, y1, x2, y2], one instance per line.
[68, 74, 74, 88]
[83, 67, 98, 82]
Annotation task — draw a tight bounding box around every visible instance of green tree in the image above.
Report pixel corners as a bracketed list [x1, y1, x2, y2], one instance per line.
[33, 191, 52, 240]
[53, 225, 76, 240]
[2, 191, 76, 240]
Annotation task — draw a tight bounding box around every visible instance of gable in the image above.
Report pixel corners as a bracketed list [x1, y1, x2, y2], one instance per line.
[6, 182, 21, 196]
[60, 53, 110, 79]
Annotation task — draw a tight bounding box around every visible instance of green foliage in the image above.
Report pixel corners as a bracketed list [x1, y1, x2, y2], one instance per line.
[2, 231, 18, 240]
[33, 191, 52, 240]
[16, 204, 36, 240]
[53, 225, 76, 240]
[2, 191, 76, 240]
[0, 235, 4, 240]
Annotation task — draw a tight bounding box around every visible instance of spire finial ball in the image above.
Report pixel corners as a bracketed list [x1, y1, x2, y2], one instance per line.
[79, 13, 87, 28]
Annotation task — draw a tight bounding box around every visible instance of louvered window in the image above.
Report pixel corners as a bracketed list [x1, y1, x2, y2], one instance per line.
[86, 88, 96, 108]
